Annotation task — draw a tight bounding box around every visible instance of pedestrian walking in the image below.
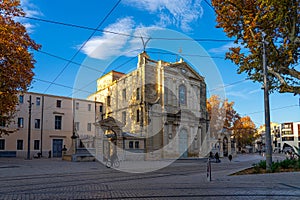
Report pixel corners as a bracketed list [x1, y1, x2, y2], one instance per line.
[215, 152, 220, 163]
[228, 154, 232, 162]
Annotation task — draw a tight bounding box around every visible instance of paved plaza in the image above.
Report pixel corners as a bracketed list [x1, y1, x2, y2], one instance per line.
[0, 154, 299, 199]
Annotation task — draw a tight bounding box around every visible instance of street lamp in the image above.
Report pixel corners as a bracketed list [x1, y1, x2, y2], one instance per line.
[218, 138, 221, 154]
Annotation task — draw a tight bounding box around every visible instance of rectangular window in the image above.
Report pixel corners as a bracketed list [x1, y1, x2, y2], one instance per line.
[0, 119, 5, 127]
[88, 104, 91, 111]
[19, 95, 24, 104]
[17, 140, 23, 150]
[75, 122, 80, 131]
[282, 131, 293, 135]
[56, 100, 61, 108]
[282, 137, 294, 141]
[0, 139, 5, 150]
[76, 102, 79, 110]
[36, 97, 41, 106]
[122, 111, 126, 125]
[136, 88, 140, 100]
[122, 89, 126, 101]
[55, 116, 62, 130]
[34, 140, 40, 150]
[107, 96, 111, 106]
[18, 117, 24, 128]
[136, 109, 140, 122]
[129, 141, 133, 149]
[135, 141, 139, 149]
[99, 105, 103, 112]
[34, 119, 40, 129]
[87, 123, 91, 132]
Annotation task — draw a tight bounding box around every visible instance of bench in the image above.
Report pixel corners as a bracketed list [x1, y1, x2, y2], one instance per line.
[0, 151, 16, 157]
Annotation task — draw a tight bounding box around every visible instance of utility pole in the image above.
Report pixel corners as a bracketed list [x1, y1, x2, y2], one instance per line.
[262, 35, 272, 171]
[27, 95, 33, 160]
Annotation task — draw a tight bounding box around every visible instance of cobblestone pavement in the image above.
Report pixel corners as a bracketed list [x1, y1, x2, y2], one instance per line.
[0, 154, 299, 199]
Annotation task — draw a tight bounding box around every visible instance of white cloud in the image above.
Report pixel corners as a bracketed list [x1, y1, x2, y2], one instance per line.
[81, 17, 162, 60]
[226, 90, 248, 99]
[81, 17, 135, 60]
[209, 42, 238, 54]
[20, 0, 43, 32]
[123, 0, 203, 32]
[248, 89, 261, 95]
[21, 0, 43, 17]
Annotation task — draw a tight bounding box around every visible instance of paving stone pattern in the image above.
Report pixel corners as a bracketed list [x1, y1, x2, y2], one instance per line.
[0, 154, 299, 199]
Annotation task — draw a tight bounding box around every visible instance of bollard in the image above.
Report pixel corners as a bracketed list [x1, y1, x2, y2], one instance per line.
[207, 158, 211, 182]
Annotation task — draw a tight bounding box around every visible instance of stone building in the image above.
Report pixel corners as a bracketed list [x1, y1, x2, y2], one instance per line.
[0, 92, 102, 159]
[88, 52, 208, 160]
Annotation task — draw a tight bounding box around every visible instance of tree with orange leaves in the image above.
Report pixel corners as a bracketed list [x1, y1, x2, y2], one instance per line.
[233, 116, 257, 149]
[207, 95, 240, 138]
[0, 0, 40, 136]
[212, 0, 300, 94]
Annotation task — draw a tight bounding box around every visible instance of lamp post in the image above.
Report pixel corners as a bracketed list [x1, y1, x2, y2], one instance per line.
[27, 95, 33, 160]
[262, 34, 272, 171]
[218, 138, 221, 154]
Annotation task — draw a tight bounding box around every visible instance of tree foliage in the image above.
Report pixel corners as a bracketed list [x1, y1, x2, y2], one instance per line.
[207, 95, 240, 138]
[0, 0, 40, 136]
[212, 0, 300, 94]
[233, 116, 257, 148]
[207, 95, 257, 148]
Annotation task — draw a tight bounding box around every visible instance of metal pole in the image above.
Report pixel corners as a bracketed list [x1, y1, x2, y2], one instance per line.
[262, 35, 272, 171]
[40, 95, 44, 157]
[27, 95, 32, 160]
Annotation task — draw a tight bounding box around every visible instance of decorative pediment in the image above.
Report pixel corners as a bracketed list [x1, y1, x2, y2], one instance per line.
[168, 62, 205, 82]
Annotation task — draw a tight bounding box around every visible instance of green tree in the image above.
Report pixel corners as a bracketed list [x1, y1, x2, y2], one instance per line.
[0, 0, 40, 136]
[212, 0, 300, 94]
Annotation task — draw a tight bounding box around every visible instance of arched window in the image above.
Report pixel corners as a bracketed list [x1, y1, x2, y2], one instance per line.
[179, 84, 187, 105]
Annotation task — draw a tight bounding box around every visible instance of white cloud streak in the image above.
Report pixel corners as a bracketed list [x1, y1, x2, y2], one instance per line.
[209, 42, 238, 54]
[20, 0, 43, 33]
[123, 0, 203, 32]
[81, 17, 135, 60]
[81, 17, 162, 60]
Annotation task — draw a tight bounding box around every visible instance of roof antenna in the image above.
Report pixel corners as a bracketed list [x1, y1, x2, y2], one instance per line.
[176, 47, 182, 62]
[141, 36, 151, 52]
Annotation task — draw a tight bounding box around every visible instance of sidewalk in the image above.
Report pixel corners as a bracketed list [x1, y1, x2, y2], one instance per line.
[0, 154, 299, 199]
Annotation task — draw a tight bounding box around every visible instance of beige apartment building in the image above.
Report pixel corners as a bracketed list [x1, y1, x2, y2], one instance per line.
[0, 92, 102, 158]
[89, 52, 208, 160]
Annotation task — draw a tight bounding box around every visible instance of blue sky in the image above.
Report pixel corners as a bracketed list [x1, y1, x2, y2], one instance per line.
[20, 0, 299, 127]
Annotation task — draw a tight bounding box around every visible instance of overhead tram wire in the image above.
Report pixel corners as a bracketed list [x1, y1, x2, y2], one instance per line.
[146, 50, 225, 59]
[30, 54, 137, 121]
[203, 0, 215, 11]
[22, 16, 234, 43]
[71, 55, 138, 97]
[42, 0, 122, 93]
[37, 50, 105, 74]
[245, 104, 299, 116]
[37, 48, 250, 95]
[209, 80, 250, 92]
[33, 78, 93, 95]
[35, 49, 138, 97]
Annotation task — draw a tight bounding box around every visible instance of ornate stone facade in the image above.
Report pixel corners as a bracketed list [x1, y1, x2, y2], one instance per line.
[89, 52, 208, 159]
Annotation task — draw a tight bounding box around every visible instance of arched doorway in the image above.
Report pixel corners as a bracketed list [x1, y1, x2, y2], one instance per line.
[179, 129, 188, 158]
[223, 137, 228, 157]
